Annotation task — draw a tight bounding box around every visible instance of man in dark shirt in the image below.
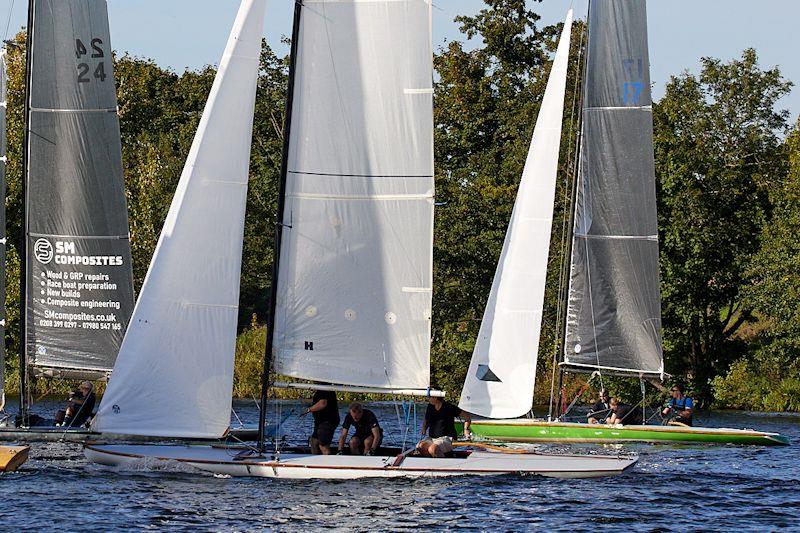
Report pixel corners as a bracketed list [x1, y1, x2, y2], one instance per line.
[337, 402, 382, 455]
[302, 389, 340, 455]
[415, 396, 471, 458]
[607, 397, 642, 425]
[588, 389, 611, 424]
[63, 381, 96, 428]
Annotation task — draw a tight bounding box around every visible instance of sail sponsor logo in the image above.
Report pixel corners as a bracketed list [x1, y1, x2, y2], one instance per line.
[34, 238, 54, 264]
[34, 239, 124, 266]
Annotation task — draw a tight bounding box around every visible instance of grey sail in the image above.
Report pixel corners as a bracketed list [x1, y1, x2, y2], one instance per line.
[563, 0, 663, 376]
[0, 50, 7, 406]
[24, 0, 134, 377]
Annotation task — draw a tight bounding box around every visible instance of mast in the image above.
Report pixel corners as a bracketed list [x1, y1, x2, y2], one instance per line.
[258, 0, 302, 452]
[549, 5, 589, 421]
[19, 0, 35, 421]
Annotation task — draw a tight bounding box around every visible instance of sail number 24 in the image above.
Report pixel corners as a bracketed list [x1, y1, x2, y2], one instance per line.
[75, 38, 107, 83]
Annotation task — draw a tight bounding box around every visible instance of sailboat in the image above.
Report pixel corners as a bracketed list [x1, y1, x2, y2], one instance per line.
[458, 0, 789, 447]
[85, 0, 637, 479]
[0, 44, 31, 470]
[0, 0, 136, 439]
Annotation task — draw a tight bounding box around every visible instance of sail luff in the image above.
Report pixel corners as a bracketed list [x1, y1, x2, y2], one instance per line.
[0, 50, 7, 410]
[23, 0, 135, 378]
[272, 0, 435, 391]
[458, 10, 573, 419]
[259, 0, 303, 451]
[92, 0, 266, 439]
[562, 0, 663, 376]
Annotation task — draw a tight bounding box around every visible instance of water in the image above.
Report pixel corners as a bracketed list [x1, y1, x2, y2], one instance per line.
[2, 399, 799, 531]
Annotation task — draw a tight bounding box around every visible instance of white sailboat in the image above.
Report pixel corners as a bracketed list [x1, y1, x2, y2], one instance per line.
[85, 0, 636, 478]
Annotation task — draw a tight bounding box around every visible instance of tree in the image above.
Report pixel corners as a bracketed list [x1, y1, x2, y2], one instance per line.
[653, 49, 792, 401]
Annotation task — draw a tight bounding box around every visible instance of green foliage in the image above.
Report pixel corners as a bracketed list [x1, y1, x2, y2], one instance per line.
[653, 49, 792, 402]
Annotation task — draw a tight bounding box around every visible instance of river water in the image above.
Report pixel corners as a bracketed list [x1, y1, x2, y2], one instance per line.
[1, 399, 798, 531]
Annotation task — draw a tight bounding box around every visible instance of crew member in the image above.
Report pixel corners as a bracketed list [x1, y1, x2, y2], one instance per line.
[662, 384, 694, 426]
[416, 395, 471, 458]
[588, 389, 611, 424]
[60, 381, 96, 428]
[337, 402, 382, 455]
[302, 389, 340, 455]
[607, 397, 642, 425]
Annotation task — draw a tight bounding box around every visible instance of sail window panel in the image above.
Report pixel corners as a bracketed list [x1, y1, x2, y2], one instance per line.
[575, 109, 658, 239]
[27, 111, 128, 236]
[564, 236, 663, 375]
[274, 194, 433, 390]
[287, 0, 433, 181]
[584, 0, 652, 110]
[30, 0, 118, 111]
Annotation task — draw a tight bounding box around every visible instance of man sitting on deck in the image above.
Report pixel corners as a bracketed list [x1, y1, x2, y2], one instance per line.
[301, 389, 340, 455]
[416, 396, 471, 458]
[662, 384, 694, 426]
[58, 381, 96, 428]
[337, 402, 383, 455]
[606, 397, 642, 425]
[587, 389, 611, 424]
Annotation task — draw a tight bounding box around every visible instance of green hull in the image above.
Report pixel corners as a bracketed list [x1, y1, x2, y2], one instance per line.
[456, 420, 790, 446]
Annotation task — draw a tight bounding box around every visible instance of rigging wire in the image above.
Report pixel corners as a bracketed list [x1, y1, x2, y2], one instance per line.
[549, 8, 588, 420]
[3, 0, 15, 42]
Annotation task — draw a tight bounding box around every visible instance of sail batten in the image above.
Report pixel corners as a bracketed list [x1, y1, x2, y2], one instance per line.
[24, 0, 134, 376]
[563, 0, 663, 377]
[272, 0, 435, 390]
[459, 10, 573, 419]
[92, 0, 266, 438]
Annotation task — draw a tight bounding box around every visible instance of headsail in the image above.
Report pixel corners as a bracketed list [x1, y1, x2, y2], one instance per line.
[459, 11, 573, 419]
[563, 0, 663, 376]
[92, 0, 266, 438]
[0, 50, 7, 410]
[272, 0, 435, 391]
[24, 0, 134, 378]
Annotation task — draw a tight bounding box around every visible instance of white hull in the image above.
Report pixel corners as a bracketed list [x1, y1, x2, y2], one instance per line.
[84, 444, 637, 480]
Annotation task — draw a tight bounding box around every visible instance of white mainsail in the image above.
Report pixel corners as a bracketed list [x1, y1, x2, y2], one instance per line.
[272, 0, 435, 391]
[459, 10, 573, 419]
[92, 0, 266, 438]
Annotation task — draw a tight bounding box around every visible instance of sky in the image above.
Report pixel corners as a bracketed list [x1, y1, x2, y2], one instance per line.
[3, 0, 799, 119]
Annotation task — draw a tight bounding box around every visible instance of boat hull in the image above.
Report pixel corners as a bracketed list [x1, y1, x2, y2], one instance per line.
[0, 446, 30, 472]
[84, 444, 637, 480]
[457, 420, 790, 446]
[0, 424, 259, 443]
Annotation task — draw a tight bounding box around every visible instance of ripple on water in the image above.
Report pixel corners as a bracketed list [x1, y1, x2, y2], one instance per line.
[1, 401, 799, 531]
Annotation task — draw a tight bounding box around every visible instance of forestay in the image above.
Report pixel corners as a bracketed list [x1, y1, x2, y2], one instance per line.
[92, 0, 266, 438]
[24, 0, 134, 376]
[0, 50, 7, 408]
[563, 0, 663, 376]
[272, 0, 435, 390]
[459, 11, 573, 419]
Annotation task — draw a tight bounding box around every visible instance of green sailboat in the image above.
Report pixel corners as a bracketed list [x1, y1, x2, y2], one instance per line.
[456, 0, 788, 447]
